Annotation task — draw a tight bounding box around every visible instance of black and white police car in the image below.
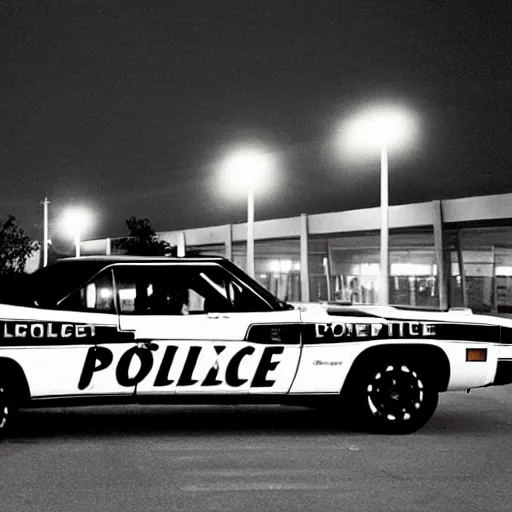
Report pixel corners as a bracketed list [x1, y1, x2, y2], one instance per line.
[1, 255, 511, 437]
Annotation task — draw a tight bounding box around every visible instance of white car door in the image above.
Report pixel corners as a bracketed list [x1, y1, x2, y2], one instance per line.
[114, 263, 302, 397]
[119, 310, 302, 396]
[212, 310, 303, 395]
[0, 305, 130, 399]
[0, 268, 138, 399]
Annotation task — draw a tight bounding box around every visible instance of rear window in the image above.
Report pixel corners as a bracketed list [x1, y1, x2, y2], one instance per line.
[27, 260, 107, 308]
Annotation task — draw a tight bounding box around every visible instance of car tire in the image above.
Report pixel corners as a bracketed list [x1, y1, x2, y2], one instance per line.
[351, 357, 439, 434]
[0, 383, 15, 440]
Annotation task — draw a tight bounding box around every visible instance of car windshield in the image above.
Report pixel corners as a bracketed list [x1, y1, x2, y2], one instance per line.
[221, 260, 294, 311]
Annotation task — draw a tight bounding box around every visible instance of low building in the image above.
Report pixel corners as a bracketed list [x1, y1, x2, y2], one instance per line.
[81, 192, 512, 315]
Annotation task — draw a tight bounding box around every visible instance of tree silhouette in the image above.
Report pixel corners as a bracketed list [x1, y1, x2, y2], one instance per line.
[121, 217, 175, 256]
[0, 215, 39, 277]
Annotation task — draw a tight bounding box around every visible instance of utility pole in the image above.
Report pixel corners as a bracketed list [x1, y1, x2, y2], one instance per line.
[41, 197, 50, 267]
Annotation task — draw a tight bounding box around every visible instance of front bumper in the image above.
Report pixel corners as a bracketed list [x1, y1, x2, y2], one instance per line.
[493, 360, 512, 386]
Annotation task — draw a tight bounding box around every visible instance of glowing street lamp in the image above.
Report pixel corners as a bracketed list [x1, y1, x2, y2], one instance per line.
[341, 104, 418, 305]
[221, 147, 275, 278]
[61, 207, 93, 257]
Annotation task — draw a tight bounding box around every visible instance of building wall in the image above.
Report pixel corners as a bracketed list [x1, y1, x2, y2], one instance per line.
[79, 192, 512, 313]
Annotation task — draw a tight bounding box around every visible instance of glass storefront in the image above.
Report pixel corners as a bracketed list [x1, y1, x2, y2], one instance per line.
[495, 249, 512, 314]
[308, 239, 330, 302]
[78, 192, 512, 315]
[310, 231, 438, 306]
[447, 227, 512, 314]
[186, 226, 512, 313]
[389, 250, 439, 308]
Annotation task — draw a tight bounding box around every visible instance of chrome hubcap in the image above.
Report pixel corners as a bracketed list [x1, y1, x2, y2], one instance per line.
[0, 387, 8, 430]
[367, 365, 424, 422]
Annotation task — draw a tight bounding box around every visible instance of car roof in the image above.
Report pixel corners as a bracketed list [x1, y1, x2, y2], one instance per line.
[19, 253, 284, 312]
[27, 255, 230, 307]
[56, 255, 227, 264]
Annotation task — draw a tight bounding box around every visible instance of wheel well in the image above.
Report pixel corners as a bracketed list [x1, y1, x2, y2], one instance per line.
[0, 358, 31, 404]
[343, 344, 451, 393]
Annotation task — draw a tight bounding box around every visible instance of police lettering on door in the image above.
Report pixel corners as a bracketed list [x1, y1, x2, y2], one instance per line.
[78, 344, 284, 390]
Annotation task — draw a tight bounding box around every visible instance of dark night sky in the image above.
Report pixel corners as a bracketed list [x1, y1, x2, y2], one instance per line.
[1, 0, 511, 251]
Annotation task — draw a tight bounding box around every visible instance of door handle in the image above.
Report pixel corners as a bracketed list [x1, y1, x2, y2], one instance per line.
[207, 313, 230, 319]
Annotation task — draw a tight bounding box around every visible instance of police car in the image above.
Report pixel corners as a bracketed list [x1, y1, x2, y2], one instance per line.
[0, 255, 511, 437]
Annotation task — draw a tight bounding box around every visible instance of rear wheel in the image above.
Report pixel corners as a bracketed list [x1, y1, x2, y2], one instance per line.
[351, 358, 438, 434]
[0, 383, 15, 440]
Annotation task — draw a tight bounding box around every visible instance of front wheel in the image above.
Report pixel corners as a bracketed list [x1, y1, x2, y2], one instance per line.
[351, 359, 439, 434]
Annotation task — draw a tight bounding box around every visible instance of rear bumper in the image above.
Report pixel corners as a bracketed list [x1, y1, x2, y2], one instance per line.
[493, 359, 512, 386]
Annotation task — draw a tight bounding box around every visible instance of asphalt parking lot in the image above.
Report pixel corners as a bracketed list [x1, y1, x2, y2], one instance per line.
[1, 386, 512, 512]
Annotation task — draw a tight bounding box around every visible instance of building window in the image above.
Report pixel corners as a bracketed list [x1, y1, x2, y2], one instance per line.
[232, 239, 301, 302]
[324, 232, 438, 306]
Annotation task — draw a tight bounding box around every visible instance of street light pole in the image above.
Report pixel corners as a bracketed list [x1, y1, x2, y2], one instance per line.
[221, 147, 273, 277]
[61, 207, 91, 258]
[41, 197, 50, 267]
[341, 104, 416, 305]
[380, 143, 389, 305]
[247, 187, 255, 278]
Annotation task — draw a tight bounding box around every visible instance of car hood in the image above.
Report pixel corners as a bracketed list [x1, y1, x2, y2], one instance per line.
[290, 302, 512, 328]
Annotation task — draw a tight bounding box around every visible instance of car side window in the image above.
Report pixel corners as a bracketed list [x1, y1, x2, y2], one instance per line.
[115, 265, 230, 315]
[58, 269, 115, 313]
[201, 267, 272, 313]
[114, 264, 272, 315]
